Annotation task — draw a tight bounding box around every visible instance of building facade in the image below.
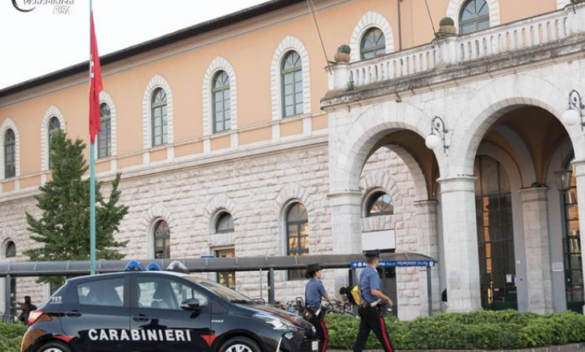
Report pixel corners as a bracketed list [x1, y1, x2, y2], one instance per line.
[1, 0, 584, 320]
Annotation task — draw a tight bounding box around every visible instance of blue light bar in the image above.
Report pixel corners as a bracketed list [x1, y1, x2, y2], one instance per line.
[124, 260, 144, 271]
[146, 262, 162, 271]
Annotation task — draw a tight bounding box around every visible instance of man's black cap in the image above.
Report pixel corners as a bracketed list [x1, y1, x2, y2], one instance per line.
[364, 249, 381, 258]
[305, 263, 322, 278]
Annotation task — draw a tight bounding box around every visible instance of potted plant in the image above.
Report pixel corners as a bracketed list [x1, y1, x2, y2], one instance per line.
[334, 44, 351, 63]
[437, 17, 457, 37]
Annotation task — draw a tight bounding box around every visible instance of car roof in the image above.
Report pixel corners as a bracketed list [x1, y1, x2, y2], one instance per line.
[65, 270, 188, 284]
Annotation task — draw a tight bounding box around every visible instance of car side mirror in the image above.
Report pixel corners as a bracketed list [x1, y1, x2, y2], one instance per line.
[181, 298, 202, 311]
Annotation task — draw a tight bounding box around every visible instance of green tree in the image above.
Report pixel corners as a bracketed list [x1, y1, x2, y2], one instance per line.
[25, 130, 129, 287]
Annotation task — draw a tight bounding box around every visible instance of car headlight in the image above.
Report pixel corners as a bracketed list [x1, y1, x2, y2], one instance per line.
[254, 313, 296, 331]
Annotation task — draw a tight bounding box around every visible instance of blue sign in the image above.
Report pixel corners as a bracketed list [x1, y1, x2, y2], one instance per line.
[350, 260, 435, 269]
[200, 255, 215, 259]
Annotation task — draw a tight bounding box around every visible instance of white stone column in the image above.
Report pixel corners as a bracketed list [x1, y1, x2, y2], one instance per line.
[329, 191, 362, 254]
[438, 176, 482, 312]
[329, 191, 362, 292]
[414, 200, 441, 316]
[519, 187, 554, 314]
[572, 159, 585, 314]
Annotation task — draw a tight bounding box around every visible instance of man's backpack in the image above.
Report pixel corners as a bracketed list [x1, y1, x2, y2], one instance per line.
[341, 286, 362, 305]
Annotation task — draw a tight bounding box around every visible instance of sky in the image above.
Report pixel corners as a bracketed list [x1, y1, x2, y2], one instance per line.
[0, 0, 268, 89]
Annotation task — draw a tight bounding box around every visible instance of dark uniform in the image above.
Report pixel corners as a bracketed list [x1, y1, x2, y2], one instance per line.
[353, 251, 394, 352]
[305, 263, 329, 352]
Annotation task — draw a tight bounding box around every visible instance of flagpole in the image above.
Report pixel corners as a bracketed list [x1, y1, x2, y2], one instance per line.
[89, 0, 96, 276]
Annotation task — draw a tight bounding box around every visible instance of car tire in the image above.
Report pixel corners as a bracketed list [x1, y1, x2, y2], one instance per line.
[219, 336, 261, 352]
[37, 341, 72, 352]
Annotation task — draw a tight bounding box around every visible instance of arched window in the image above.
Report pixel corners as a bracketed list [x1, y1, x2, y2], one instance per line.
[98, 103, 111, 159]
[6, 241, 16, 258]
[281, 51, 303, 118]
[4, 129, 15, 179]
[216, 212, 234, 233]
[360, 28, 386, 60]
[212, 71, 231, 133]
[153, 220, 170, 259]
[151, 88, 168, 147]
[460, 0, 490, 35]
[366, 192, 394, 217]
[48, 116, 61, 169]
[475, 155, 516, 310]
[561, 159, 583, 312]
[286, 203, 309, 280]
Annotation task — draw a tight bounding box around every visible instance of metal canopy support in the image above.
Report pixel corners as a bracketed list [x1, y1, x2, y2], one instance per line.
[427, 266, 433, 316]
[4, 275, 11, 322]
[268, 267, 275, 305]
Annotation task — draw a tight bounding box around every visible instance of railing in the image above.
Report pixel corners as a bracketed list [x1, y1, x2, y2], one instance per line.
[347, 45, 438, 88]
[457, 9, 569, 64]
[328, 5, 581, 91]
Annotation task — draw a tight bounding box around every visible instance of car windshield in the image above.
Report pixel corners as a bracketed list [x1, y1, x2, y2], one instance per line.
[185, 276, 254, 303]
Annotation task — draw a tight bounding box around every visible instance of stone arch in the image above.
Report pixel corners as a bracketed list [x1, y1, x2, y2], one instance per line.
[41, 105, 66, 172]
[203, 194, 237, 234]
[142, 74, 174, 149]
[0, 238, 16, 260]
[202, 57, 238, 136]
[332, 102, 446, 197]
[446, 0, 501, 31]
[0, 118, 21, 180]
[142, 203, 173, 258]
[98, 90, 118, 157]
[360, 169, 406, 210]
[451, 74, 581, 176]
[270, 36, 311, 120]
[350, 11, 395, 62]
[493, 125, 537, 187]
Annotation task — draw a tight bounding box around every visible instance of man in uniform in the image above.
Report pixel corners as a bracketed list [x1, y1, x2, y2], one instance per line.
[353, 250, 394, 352]
[304, 263, 330, 352]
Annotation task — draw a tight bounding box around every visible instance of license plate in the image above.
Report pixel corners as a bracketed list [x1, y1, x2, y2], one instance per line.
[311, 341, 318, 351]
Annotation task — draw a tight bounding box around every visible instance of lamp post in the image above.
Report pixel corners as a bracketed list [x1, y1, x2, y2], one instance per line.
[425, 116, 449, 153]
[562, 90, 585, 130]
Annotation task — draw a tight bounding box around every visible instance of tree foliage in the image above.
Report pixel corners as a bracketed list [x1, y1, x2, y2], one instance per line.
[25, 130, 128, 286]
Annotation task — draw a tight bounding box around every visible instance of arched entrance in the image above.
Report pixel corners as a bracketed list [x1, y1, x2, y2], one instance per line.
[327, 102, 444, 319]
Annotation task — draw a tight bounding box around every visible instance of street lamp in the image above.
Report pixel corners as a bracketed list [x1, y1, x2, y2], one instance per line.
[562, 90, 585, 130]
[555, 169, 573, 192]
[425, 116, 449, 153]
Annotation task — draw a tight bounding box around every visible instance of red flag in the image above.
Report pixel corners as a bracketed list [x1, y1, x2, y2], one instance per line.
[89, 13, 103, 144]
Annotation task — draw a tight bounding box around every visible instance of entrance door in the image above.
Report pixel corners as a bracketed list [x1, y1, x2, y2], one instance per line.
[378, 267, 397, 316]
[562, 164, 584, 313]
[475, 156, 518, 310]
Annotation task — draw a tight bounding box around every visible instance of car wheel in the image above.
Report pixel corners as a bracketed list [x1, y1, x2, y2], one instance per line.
[37, 341, 72, 352]
[219, 336, 261, 352]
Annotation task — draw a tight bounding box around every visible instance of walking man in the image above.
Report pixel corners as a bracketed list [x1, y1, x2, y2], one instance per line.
[305, 263, 330, 352]
[353, 250, 394, 352]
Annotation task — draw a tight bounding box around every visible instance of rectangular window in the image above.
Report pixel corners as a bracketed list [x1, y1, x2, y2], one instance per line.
[215, 248, 236, 289]
[77, 278, 124, 307]
[137, 277, 207, 310]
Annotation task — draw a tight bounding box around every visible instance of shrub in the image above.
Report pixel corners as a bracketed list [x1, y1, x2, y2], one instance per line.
[325, 310, 585, 350]
[0, 321, 27, 352]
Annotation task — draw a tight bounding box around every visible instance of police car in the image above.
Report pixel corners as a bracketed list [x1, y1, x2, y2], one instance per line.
[21, 261, 318, 352]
